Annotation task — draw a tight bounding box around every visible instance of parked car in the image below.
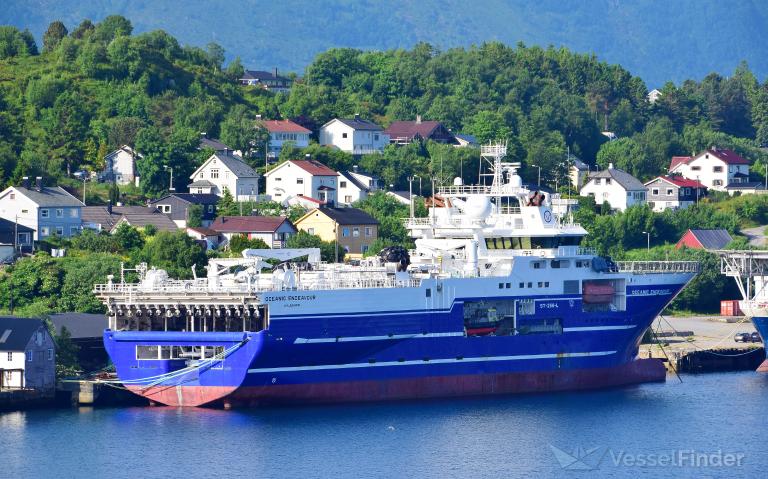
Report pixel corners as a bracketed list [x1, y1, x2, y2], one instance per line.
[751, 332, 763, 343]
[734, 332, 752, 342]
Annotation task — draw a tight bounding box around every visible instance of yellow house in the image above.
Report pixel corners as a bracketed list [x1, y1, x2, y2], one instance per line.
[294, 207, 379, 258]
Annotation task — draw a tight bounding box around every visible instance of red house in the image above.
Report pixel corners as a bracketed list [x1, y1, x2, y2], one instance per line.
[676, 229, 733, 251]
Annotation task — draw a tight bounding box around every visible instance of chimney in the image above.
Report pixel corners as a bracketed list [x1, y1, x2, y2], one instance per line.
[22, 176, 30, 189]
[354, 113, 360, 121]
[608, 163, 614, 170]
[35, 176, 43, 191]
[416, 115, 422, 124]
[274, 67, 278, 78]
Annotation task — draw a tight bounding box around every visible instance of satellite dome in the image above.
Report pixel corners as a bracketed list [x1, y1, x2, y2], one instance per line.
[463, 195, 492, 219]
[453, 177, 464, 186]
[509, 174, 523, 188]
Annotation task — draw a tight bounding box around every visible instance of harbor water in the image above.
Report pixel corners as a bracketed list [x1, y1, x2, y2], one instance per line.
[1, 372, 766, 478]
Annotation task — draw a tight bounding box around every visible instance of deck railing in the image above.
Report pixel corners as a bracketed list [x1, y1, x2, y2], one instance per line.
[614, 261, 699, 274]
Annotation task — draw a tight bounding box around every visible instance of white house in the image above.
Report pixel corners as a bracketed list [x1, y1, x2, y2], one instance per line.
[647, 89, 662, 104]
[0, 317, 56, 394]
[102, 145, 141, 186]
[264, 160, 339, 205]
[261, 119, 311, 159]
[209, 216, 297, 248]
[669, 148, 751, 192]
[579, 164, 647, 212]
[337, 169, 380, 205]
[319, 116, 389, 155]
[0, 178, 84, 241]
[188, 152, 260, 201]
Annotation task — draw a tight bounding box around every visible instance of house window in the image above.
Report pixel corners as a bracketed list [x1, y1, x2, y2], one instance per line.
[55, 226, 64, 236]
[69, 209, 79, 218]
[48, 349, 53, 360]
[365, 227, 372, 237]
[340, 181, 347, 188]
[342, 227, 350, 237]
[713, 180, 723, 186]
[594, 178, 601, 185]
[713, 166, 723, 173]
[211, 169, 219, 179]
[297, 178, 304, 184]
[362, 244, 369, 254]
[275, 177, 282, 182]
[345, 196, 353, 203]
[40, 208, 49, 218]
[7, 352, 11, 361]
[26, 351, 32, 361]
[605, 178, 611, 185]
[667, 189, 674, 196]
[10, 193, 15, 199]
[41, 226, 50, 236]
[159, 205, 171, 213]
[199, 172, 204, 179]
[56, 208, 63, 218]
[691, 166, 701, 171]
[307, 228, 314, 235]
[342, 133, 348, 138]
[207, 205, 214, 213]
[353, 227, 360, 237]
[18, 232, 30, 244]
[70, 226, 79, 235]
[374, 134, 379, 141]
[652, 188, 659, 195]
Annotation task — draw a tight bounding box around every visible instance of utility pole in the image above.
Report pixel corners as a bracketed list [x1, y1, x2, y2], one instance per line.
[407, 176, 415, 218]
[642, 231, 650, 251]
[531, 164, 541, 188]
[82, 175, 87, 205]
[164, 165, 175, 192]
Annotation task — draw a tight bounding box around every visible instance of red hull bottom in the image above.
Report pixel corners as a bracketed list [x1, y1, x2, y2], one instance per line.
[125, 359, 666, 407]
[757, 359, 768, 373]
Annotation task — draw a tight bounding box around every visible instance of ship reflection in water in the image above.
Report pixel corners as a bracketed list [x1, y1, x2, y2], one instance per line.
[1, 372, 767, 478]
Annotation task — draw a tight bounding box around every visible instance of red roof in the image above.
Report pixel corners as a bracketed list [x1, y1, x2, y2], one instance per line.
[290, 160, 338, 176]
[260, 119, 311, 134]
[669, 156, 692, 171]
[653, 176, 706, 188]
[210, 216, 292, 233]
[703, 148, 749, 165]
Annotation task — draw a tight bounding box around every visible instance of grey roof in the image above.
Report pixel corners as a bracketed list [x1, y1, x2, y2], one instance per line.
[211, 153, 259, 178]
[588, 168, 645, 191]
[688, 229, 733, 250]
[151, 193, 220, 205]
[389, 190, 412, 200]
[725, 182, 766, 190]
[82, 206, 160, 230]
[13, 186, 84, 207]
[49, 313, 107, 339]
[199, 137, 232, 152]
[334, 118, 383, 131]
[338, 171, 369, 192]
[454, 133, 477, 144]
[0, 316, 45, 351]
[317, 207, 379, 225]
[114, 213, 178, 232]
[187, 179, 216, 188]
[571, 157, 590, 171]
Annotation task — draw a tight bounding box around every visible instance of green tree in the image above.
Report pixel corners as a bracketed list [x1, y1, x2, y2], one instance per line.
[285, 230, 337, 262]
[42, 20, 68, 53]
[227, 235, 270, 255]
[187, 204, 203, 228]
[113, 223, 144, 251]
[217, 188, 238, 216]
[54, 326, 81, 378]
[133, 231, 207, 278]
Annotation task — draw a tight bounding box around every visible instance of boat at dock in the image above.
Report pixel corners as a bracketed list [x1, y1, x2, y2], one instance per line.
[94, 144, 699, 407]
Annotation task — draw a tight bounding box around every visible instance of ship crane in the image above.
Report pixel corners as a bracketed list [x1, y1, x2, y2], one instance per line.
[717, 250, 768, 316]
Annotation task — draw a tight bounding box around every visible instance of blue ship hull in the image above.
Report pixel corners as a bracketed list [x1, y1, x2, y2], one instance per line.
[751, 316, 768, 372]
[104, 282, 684, 406]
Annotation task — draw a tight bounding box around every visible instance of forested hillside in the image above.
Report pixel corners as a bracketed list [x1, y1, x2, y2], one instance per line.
[2, 1, 768, 86]
[4, 16, 768, 195]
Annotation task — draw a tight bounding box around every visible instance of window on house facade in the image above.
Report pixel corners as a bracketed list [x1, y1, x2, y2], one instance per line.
[211, 169, 219, 179]
[362, 244, 369, 254]
[70, 226, 79, 235]
[7, 352, 11, 361]
[18, 232, 30, 244]
[26, 351, 32, 361]
[345, 195, 352, 203]
[69, 209, 78, 218]
[353, 227, 360, 237]
[691, 166, 701, 171]
[297, 178, 304, 184]
[159, 205, 171, 213]
[374, 134, 379, 141]
[199, 172, 204, 179]
[9, 193, 14, 200]
[40, 208, 49, 218]
[55, 226, 64, 236]
[365, 227, 372, 237]
[275, 177, 281, 182]
[341, 132, 348, 138]
[713, 166, 723, 172]
[713, 180, 723, 186]
[652, 188, 659, 195]
[342, 227, 350, 237]
[41, 226, 49, 236]
[667, 189, 674, 196]
[340, 181, 347, 188]
[605, 178, 611, 185]
[307, 228, 314, 235]
[56, 209, 63, 218]
[207, 205, 214, 213]
[48, 349, 53, 360]
[594, 178, 601, 185]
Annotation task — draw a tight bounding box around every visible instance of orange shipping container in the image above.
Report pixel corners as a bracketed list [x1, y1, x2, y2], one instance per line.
[720, 300, 743, 316]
